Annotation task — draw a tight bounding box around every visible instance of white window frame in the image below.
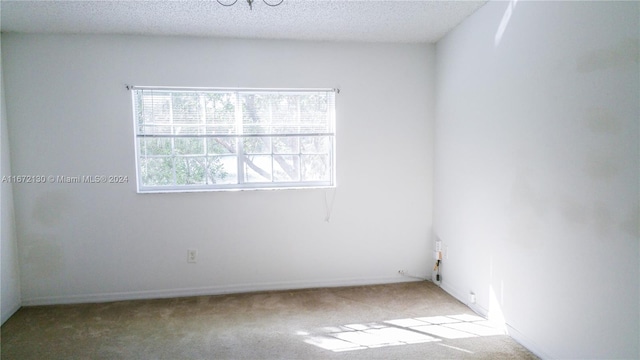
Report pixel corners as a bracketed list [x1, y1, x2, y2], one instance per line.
[131, 86, 337, 193]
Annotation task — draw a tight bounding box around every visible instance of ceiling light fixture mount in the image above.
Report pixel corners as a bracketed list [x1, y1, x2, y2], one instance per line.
[216, 0, 284, 10]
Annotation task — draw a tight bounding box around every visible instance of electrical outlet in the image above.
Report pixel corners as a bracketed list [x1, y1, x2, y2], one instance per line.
[187, 249, 197, 263]
[469, 292, 476, 304]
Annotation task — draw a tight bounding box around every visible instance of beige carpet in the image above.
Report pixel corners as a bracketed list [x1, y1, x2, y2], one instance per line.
[1, 281, 538, 359]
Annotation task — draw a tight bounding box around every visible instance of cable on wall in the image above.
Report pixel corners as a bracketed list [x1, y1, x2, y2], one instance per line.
[324, 188, 337, 222]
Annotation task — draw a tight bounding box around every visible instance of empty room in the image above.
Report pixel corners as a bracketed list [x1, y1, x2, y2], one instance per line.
[1, 0, 638, 359]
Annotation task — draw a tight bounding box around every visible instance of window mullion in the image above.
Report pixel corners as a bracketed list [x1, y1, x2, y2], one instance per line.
[269, 96, 274, 183]
[298, 135, 302, 182]
[235, 92, 245, 184]
[200, 94, 209, 184]
[139, 91, 147, 185]
[297, 97, 302, 181]
[169, 93, 177, 186]
[296, 96, 301, 135]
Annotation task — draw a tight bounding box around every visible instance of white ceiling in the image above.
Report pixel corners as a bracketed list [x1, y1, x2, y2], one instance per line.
[0, 0, 488, 43]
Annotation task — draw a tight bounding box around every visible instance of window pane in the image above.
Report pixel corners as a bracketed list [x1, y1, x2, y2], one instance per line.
[271, 95, 300, 130]
[243, 137, 271, 154]
[300, 93, 330, 131]
[140, 157, 173, 186]
[172, 93, 201, 125]
[204, 93, 236, 126]
[242, 94, 270, 129]
[208, 138, 237, 155]
[207, 156, 237, 185]
[175, 156, 206, 185]
[244, 155, 272, 182]
[273, 155, 300, 182]
[141, 92, 171, 123]
[205, 125, 236, 135]
[138, 91, 172, 135]
[273, 137, 299, 154]
[139, 138, 171, 156]
[175, 138, 204, 155]
[301, 136, 330, 154]
[301, 154, 330, 181]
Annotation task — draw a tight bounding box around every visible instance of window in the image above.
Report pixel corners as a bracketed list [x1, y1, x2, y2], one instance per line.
[131, 87, 336, 192]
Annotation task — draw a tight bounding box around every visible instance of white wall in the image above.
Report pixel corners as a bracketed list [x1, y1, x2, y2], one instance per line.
[1, 37, 22, 324]
[435, 1, 639, 359]
[2, 34, 435, 305]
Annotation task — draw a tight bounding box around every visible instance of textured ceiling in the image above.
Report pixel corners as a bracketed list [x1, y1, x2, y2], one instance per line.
[0, 0, 488, 43]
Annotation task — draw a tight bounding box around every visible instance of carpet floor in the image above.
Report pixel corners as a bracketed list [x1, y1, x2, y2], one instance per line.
[1, 281, 538, 359]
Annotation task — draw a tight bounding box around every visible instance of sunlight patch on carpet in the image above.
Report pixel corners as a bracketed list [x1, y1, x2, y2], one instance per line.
[299, 313, 505, 353]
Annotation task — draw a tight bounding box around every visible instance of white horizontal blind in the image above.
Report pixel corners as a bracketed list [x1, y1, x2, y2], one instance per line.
[132, 87, 336, 192]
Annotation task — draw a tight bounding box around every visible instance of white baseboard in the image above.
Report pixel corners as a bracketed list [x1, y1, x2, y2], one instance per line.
[21, 276, 420, 306]
[505, 323, 555, 360]
[1, 303, 21, 325]
[440, 280, 476, 309]
[439, 280, 553, 360]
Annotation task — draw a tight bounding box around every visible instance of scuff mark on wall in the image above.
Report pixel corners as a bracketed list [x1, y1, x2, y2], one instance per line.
[21, 233, 64, 280]
[32, 190, 73, 227]
[618, 209, 640, 239]
[585, 107, 621, 135]
[592, 201, 614, 238]
[576, 38, 639, 73]
[560, 197, 589, 225]
[583, 148, 621, 181]
[506, 169, 547, 249]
